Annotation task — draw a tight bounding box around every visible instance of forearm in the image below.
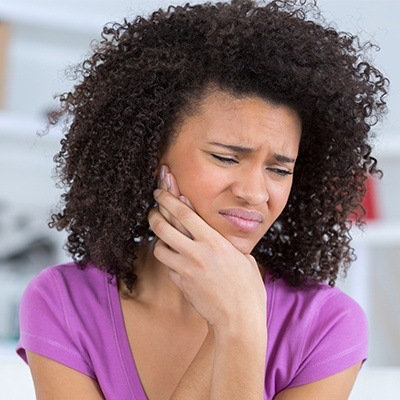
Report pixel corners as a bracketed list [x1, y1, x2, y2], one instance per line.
[210, 320, 267, 400]
[170, 325, 215, 400]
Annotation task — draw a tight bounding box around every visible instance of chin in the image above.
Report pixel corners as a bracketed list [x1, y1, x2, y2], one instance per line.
[226, 236, 258, 255]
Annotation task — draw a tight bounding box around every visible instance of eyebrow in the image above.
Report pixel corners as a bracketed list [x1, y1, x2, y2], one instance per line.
[273, 154, 296, 164]
[207, 141, 296, 163]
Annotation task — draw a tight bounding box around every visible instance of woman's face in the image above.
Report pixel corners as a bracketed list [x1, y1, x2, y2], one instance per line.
[159, 90, 302, 254]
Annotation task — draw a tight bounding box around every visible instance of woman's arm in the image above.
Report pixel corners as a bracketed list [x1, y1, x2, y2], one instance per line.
[171, 330, 360, 400]
[210, 321, 267, 400]
[157, 168, 215, 400]
[273, 363, 361, 400]
[171, 320, 267, 400]
[25, 170, 212, 400]
[170, 325, 214, 399]
[149, 187, 267, 400]
[153, 171, 361, 400]
[26, 351, 105, 400]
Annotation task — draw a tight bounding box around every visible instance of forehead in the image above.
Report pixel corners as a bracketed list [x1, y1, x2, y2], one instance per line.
[174, 90, 302, 150]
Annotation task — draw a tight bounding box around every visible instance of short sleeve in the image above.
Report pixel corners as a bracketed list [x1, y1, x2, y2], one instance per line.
[288, 290, 368, 388]
[16, 268, 96, 378]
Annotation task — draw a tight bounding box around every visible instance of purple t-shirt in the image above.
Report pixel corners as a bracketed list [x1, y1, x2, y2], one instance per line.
[16, 262, 368, 399]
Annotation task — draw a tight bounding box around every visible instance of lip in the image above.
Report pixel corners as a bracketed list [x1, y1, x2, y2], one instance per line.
[219, 208, 264, 232]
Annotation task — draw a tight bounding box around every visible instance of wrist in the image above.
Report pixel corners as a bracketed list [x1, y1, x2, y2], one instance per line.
[212, 314, 267, 347]
[211, 321, 267, 383]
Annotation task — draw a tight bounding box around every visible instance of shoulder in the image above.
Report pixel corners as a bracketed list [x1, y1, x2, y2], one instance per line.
[19, 261, 114, 331]
[22, 262, 109, 304]
[27, 261, 106, 288]
[267, 276, 367, 327]
[265, 277, 368, 392]
[19, 261, 112, 326]
[17, 262, 115, 378]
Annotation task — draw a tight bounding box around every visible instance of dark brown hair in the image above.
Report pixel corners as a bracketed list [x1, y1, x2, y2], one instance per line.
[49, 0, 388, 290]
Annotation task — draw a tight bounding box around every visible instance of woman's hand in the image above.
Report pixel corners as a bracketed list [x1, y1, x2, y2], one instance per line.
[148, 185, 266, 334]
[157, 164, 194, 238]
[152, 167, 267, 400]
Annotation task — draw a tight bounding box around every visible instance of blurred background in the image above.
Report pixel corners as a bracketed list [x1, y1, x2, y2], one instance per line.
[0, 0, 399, 398]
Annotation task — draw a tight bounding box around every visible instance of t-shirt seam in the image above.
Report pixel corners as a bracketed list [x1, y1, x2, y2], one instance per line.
[299, 340, 368, 374]
[21, 331, 82, 358]
[47, 267, 95, 378]
[266, 277, 275, 327]
[298, 288, 338, 368]
[48, 268, 73, 338]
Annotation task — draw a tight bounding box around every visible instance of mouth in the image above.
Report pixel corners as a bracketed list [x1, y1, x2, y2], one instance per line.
[219, 208, 264, 232]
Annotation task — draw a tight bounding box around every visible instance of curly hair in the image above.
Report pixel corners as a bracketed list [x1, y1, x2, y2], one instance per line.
[49, 0, 388, 291]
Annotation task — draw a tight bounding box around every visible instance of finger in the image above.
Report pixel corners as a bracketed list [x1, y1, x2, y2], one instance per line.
[157, 164, 165, 188]
[153, 188, 221, 243]
[172, 219, 193, 240]
[167, 171, 181, 198]
[152, 237, 187, 274]
[166, 173, 193, 237]
[179, 195, 194, 210]
[160, 166, 195, 211]
[158, 166, 181, 231]
[158, 181, 172, 221]
[168, 268, 183, 290]
[148, 206, 194, 254]
[157, 164, 170, 212]
[167, 170, 195, 211]
[158, 168, 193, 238]
[168, 269, 193, 304]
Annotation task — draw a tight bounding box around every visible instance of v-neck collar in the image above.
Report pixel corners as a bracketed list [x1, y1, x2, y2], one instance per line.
[105, 270, 271, 400]
[106, 273, 148, 400]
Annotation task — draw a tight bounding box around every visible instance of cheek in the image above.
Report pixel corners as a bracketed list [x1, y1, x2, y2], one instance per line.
[172, 159, 223, 197]
[181, 171, 222, 208]
[270, 181, 293, 213]
[174, 167, 228, 219]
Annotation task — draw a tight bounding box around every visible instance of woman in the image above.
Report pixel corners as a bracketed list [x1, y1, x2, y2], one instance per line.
[17, 0, 388, 399]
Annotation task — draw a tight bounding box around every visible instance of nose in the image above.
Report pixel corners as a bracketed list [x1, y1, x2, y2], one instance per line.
[230, 169, 269, 206]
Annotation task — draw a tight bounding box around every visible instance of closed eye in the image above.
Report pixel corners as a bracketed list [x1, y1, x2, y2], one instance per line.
[211, 154, 238, 164]
[212, 153, 293, 176]
[267, 167, 293, 177]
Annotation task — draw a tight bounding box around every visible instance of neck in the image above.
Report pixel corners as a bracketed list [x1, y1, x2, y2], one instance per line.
[122, 239, 198, 319]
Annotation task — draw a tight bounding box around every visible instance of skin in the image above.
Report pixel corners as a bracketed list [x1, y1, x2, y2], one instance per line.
[160, 90, 301, 255]
[26, 90, 362, 399]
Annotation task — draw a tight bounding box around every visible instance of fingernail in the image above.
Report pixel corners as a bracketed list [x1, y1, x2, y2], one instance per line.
[160, 165, 166, 180]
[165, 173, 171, 189]
[179, 195, 191, 207]
[153, 189, 162, 198]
